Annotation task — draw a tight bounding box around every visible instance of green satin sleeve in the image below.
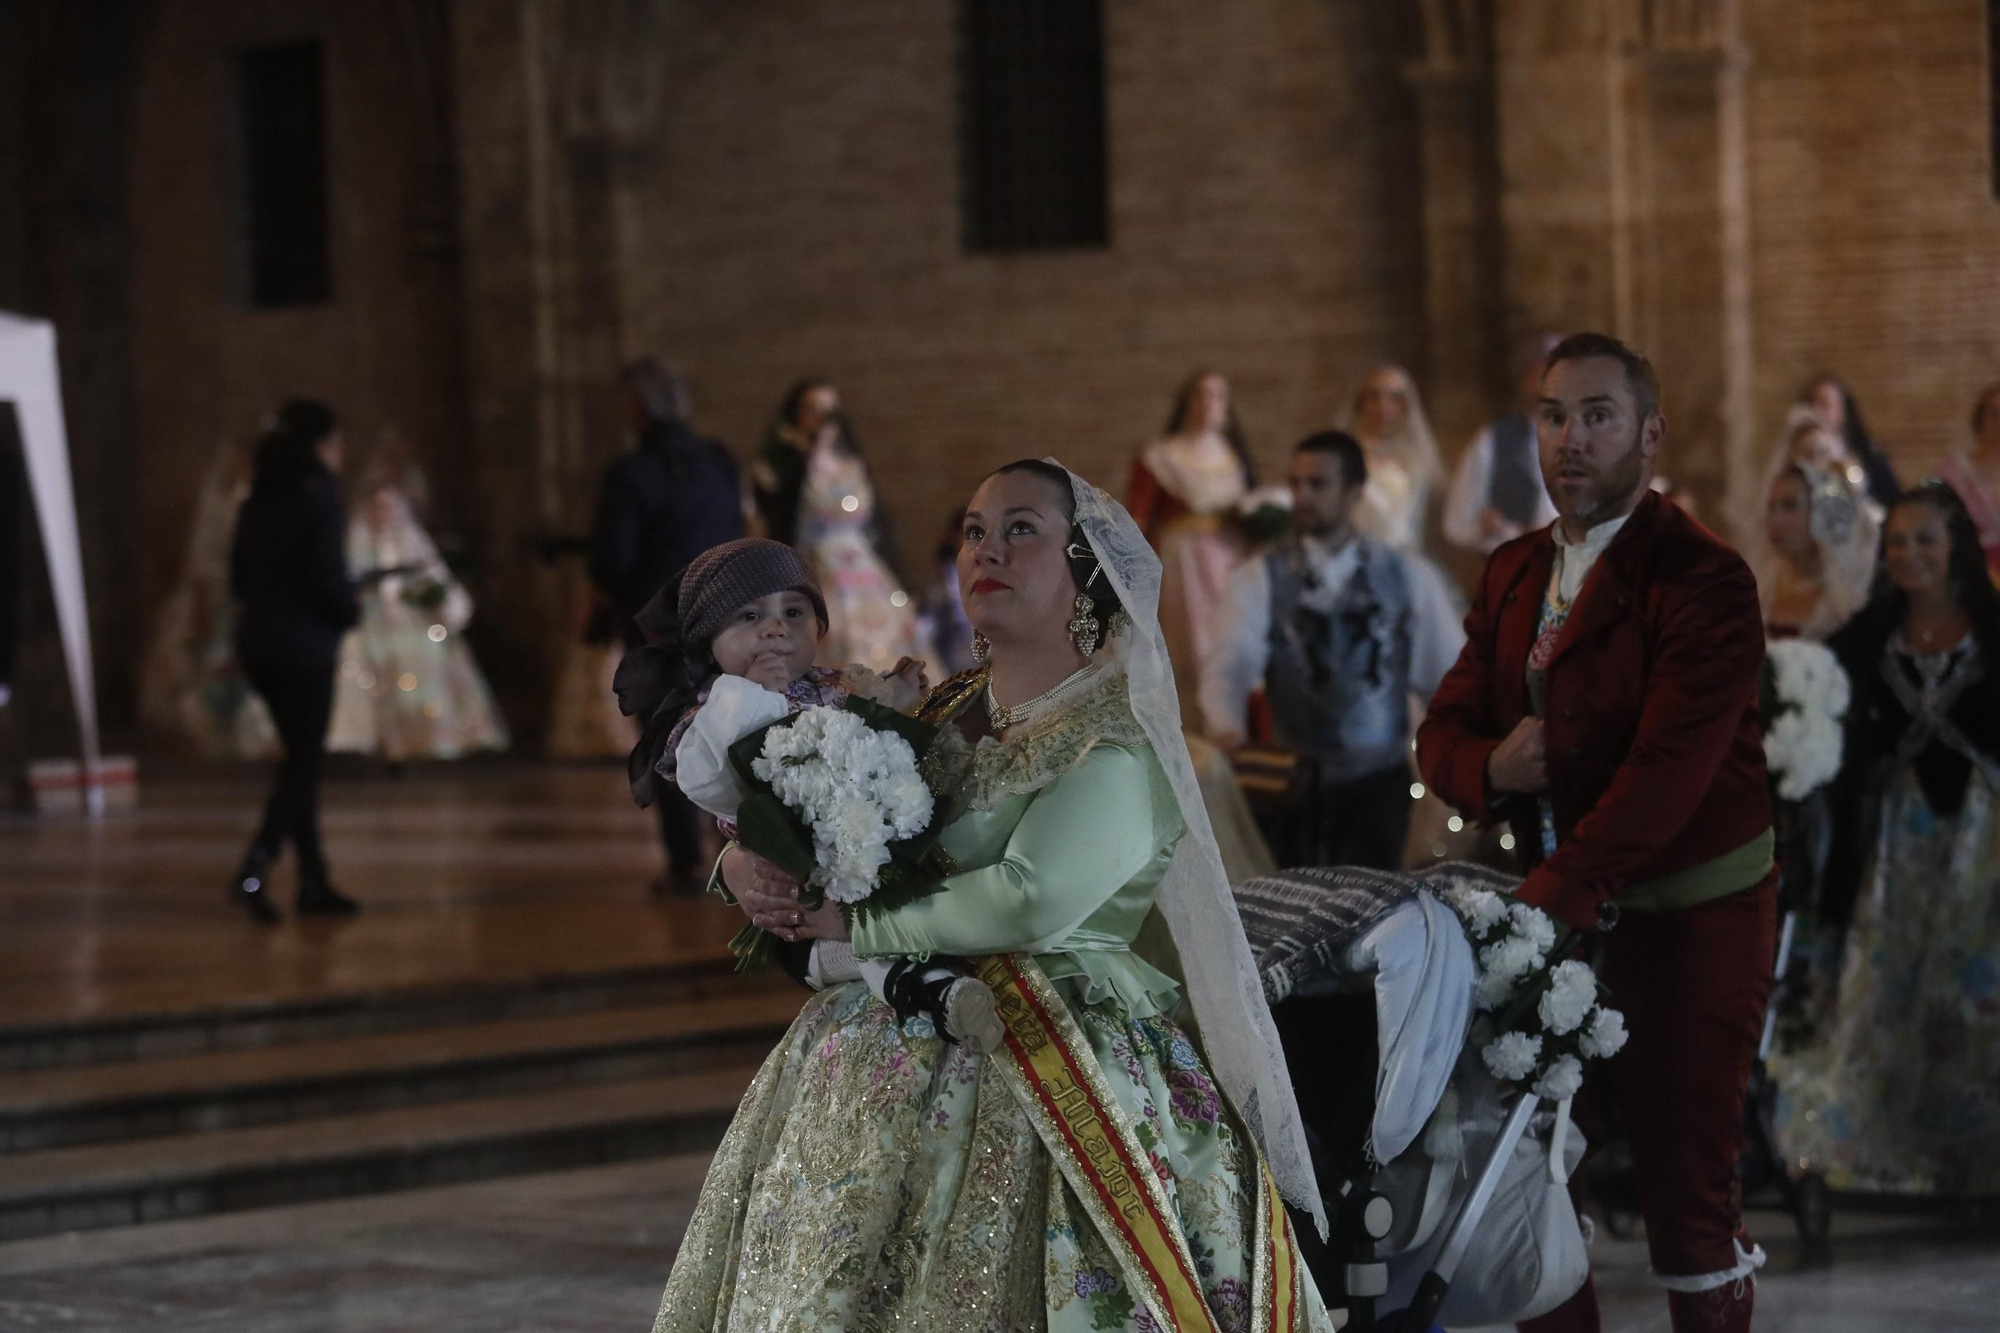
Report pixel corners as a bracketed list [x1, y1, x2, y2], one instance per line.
[851, 743, 1158, 959]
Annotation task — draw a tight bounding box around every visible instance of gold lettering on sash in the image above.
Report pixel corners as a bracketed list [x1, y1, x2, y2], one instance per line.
[975, 953, 1234, 1328]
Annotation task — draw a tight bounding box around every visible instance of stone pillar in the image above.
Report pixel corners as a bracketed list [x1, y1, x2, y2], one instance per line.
[1491, 4, 1636, 343]
[450, 0, 573, 748]
[1479, 0, 1753, 530]
[1636, 36, 1755, 532]
[1404, 58, 1506, 445]
[448, 0, 663, 749]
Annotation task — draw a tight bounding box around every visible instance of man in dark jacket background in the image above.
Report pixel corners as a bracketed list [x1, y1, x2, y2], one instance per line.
[590, 358, 743, 892]
[229, 399, 362, 922]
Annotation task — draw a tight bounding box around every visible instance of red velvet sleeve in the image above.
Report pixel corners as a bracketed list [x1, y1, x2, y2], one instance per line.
[1415, 556, 1507, 822]
[1516, 555, 1766, 927]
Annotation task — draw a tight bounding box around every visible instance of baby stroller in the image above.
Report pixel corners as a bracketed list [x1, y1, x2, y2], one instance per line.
[1237, 862, 1594, 1331]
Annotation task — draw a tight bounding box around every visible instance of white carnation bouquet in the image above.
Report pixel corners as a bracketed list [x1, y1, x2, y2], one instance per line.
[1439, 885, 1628, 1103]
[1234, 484, 1295, 544]
[1760, 639, 1849, 803]
[723, 695, 951, 970]
[750, 706, 934, 904]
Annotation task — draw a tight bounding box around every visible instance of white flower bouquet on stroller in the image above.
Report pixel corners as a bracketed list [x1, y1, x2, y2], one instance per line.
[1442, 882, 1628, 1103]
[1237, 862, 1625, 1331]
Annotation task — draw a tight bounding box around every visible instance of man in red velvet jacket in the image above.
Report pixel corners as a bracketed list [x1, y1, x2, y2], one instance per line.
[1418, 334, 1777, 1333]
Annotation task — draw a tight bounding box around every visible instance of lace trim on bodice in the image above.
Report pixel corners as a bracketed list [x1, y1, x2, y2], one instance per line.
[967, 668, 1147, 811]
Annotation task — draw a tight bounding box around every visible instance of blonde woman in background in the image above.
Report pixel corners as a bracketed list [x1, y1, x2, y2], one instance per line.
[1333, 363, 1443, 557]
[141, 437, 278, 758]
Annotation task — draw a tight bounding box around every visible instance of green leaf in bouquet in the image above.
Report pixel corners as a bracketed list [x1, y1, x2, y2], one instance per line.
[1238, 503, 1293, 545]
[839, 856, 951, 932]
[400, 578, 450, 609]
[839, 692, 940, 756]
[728, 921, 780, 974]
[732, 789, 820, 887]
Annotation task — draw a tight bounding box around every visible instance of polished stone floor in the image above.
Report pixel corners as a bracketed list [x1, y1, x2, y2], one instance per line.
[0, 762, 740, 1027]
[3, 764, 1995, 1329]
[0, 1157, 1991, 1332]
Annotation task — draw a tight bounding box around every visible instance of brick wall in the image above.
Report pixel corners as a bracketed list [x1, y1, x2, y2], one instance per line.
[1745, 0, 2000, 484]
[126, 0, 467, 653]
[17, 0, 2000, 747]
[620, 0, 1428, 574]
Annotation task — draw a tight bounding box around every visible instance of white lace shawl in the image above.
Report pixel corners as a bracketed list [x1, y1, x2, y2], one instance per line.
[1056, 461, 1328, 1236]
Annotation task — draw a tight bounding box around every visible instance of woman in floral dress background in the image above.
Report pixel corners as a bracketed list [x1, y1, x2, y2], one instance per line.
[328, 465, 509, 761]
[752, 378, 931, 671]
[1774, 482, 2000, 1198]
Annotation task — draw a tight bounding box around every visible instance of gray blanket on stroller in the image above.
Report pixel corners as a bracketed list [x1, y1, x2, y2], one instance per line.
[1235, 860, 1520, 1005]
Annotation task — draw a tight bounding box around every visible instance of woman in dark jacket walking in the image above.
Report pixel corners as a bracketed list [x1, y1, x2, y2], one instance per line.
[228, 400, 361, 921]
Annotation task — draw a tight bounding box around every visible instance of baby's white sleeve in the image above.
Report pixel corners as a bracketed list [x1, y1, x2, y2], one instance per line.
[671, 675, 791, 818]
[806, 942, 865, 990]
[813, 951, 912, 1011]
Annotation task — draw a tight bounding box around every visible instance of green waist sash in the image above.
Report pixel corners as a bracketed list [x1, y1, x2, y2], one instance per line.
[1617, 827, 1774, 913]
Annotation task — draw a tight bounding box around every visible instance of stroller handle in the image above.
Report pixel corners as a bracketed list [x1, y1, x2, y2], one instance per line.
[1393, 1091, 1542, 1333]
[1393, 903, 1608, 1332]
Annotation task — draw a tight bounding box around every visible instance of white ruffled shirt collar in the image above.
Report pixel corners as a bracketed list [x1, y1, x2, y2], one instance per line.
[1549, 511, 1633, 604]
[1294, 532, 1364, 614]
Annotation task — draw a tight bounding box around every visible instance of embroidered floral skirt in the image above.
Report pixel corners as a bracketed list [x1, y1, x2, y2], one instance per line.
[652, 978, 1329, 1332]
[1772, 767, 2000, 1195]
[329, 615, 510, 760]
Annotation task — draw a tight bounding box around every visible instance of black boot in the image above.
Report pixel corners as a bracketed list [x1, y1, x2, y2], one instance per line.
[230, 852, 282, 925]
[296, 864, 360, 918]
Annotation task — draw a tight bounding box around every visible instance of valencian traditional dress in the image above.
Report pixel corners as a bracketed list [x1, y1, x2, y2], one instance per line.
[1128, 434, 1250, 702]
[140, 443, 279, 758]
[1941, 454, 2000, 576]
[654, 667, 1327, 1333]
[795, 444, 933, 673]
[328, 488, 510, 760]
[1772, 629, 2000, 1195]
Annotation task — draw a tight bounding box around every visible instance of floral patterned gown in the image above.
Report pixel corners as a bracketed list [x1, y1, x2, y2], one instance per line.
[327, 492, 510, 760]
[1771, 640, 2000, 1195]
[653, 671, 1330, 1332]
[797, 445, 934, 673]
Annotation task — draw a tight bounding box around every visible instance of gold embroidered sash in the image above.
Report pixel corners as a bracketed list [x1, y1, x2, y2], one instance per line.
[974, 953, 1302, 1333]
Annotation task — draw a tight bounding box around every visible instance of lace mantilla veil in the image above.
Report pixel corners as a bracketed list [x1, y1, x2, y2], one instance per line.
[1059, 461, 1328, 1236]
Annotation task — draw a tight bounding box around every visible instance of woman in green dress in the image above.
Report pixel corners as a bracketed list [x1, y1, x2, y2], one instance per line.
[654, 461, 1331, 1332]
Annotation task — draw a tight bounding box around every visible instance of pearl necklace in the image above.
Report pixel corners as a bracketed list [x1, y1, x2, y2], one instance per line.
[984, 664, 1099, 732]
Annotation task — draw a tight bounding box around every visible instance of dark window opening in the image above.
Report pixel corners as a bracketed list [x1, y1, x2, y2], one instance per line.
[232, 40, 330, 306]
[958, 0, 1109, 253]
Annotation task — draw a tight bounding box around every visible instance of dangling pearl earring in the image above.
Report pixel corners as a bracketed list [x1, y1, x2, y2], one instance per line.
[1068, 594, 1100, 657]
[971, 630, 990, 663]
